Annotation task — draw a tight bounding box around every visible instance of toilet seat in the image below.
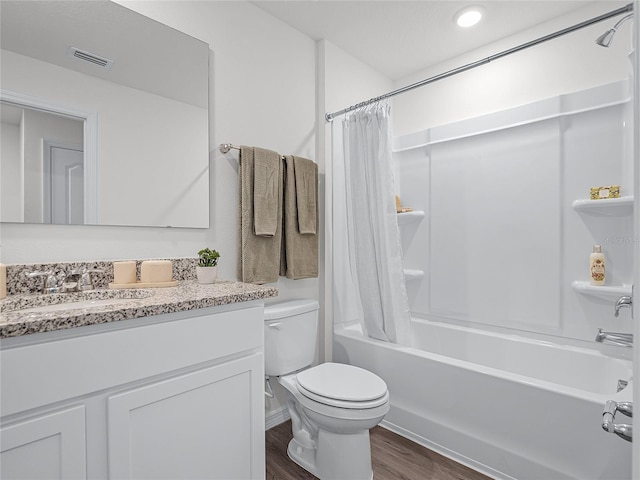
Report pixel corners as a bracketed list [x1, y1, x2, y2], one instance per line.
[279, 373, 390, 421]
[296, 363, 388, 409]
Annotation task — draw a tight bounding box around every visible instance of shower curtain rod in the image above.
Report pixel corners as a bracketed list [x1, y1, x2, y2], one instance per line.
[325, 3, 633, 122]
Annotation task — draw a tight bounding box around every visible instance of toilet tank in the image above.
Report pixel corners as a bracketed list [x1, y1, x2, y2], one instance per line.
[264, 299, 319, 376]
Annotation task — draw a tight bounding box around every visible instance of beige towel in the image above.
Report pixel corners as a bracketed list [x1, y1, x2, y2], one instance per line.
[294, 156, 318, 235]
[280, 155, 318, 280]
[254, 147, 281, 236]
[239, 146, 283, 284]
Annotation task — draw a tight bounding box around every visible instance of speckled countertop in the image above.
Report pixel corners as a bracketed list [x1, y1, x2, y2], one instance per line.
[0, 280, 278, 339]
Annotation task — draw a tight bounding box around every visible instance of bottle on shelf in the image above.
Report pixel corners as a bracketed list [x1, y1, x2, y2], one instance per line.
[589, 245, 606, 286]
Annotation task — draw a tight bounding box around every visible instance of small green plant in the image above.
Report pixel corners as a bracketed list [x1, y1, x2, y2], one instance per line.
[198, 248, 220, 267]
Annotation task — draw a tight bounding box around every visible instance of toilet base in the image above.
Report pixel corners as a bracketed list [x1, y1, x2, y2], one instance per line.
[287, 428, 374, 480]
[286, 437, 317, 476]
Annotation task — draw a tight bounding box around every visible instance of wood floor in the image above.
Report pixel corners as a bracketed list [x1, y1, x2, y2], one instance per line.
[266, 420, 492, 480]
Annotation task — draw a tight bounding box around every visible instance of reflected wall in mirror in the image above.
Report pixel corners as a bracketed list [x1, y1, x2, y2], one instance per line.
[0, 0, 210, 228]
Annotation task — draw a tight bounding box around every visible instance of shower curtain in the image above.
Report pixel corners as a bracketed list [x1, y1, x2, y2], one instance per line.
[332, 103, 410, 345]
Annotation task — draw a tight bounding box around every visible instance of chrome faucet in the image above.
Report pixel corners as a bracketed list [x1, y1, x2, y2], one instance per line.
[595, 328, 633, 348]
[602, 399, 632, 442]
[26, 267, 104, 294]
[26, 270, 63, 294]
[63, 267, 105, 292]
[614, 295, 633, 317]
[61, 269, 85, 292]
[80, 267, 105, 290]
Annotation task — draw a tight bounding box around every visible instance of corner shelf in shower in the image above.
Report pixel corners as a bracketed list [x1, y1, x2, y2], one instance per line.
[403, 269, 425, 281]
[571, 281, 632, 300]
[397, 210, 425, 225]
[571, 196, 634, 216]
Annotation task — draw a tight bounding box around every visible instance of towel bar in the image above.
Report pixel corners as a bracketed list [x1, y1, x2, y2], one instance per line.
[219, 143, 285, 160]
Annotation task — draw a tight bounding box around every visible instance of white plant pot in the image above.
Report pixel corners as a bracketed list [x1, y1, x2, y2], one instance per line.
[196, 266, 218, 284]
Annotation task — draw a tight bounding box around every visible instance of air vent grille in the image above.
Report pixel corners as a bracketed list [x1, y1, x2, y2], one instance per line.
[67, 47, 114, 70]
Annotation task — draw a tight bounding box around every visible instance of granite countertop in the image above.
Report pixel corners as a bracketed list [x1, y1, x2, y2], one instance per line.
[0, 280, 278, 339]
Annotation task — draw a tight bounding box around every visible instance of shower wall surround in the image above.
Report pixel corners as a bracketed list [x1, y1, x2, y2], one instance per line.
[393, 80, 633, 345]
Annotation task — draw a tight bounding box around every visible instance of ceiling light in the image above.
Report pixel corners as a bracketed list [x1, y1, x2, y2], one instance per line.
[454, 6, 484, 28]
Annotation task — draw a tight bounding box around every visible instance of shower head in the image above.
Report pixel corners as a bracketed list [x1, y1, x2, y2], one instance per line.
[596, 13, 634, 47]
[595, 29, 616, 47]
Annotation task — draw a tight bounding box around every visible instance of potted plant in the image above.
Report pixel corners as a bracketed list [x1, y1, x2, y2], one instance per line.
[196, 248, 220, 284]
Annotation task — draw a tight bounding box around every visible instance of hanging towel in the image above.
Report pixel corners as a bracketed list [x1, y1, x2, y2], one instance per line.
[294, 156, 318, 235]
[238, 146, 283, 284]
[253, 147, 281, 236]
[280, 155, 318, 280]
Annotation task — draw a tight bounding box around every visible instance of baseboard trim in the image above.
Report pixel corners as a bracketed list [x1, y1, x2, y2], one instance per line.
[265, 405, 290, 430]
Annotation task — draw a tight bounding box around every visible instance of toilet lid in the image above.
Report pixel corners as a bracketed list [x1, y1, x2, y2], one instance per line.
[296, 363, 388, 404]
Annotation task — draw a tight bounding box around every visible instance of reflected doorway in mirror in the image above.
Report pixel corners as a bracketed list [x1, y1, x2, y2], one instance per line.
[43, 141, 84, 225]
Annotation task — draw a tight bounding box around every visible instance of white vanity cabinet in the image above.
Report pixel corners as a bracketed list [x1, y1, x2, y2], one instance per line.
[0, 301, 266, 480]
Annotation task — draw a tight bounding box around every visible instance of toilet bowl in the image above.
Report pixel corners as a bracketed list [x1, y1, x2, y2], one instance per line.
[264, 300, 390, 480]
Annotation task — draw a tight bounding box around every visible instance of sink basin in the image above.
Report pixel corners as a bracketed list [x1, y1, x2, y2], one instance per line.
[1, 289, 155, 315]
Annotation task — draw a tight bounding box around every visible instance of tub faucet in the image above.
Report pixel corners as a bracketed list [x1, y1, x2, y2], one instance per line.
[595, 328, 633, 348]
[602, 400, 632, 442]
[614, 295, 633, 317]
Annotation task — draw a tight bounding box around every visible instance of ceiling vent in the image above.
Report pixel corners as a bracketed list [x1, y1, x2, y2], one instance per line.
[67, 47, 114, 70]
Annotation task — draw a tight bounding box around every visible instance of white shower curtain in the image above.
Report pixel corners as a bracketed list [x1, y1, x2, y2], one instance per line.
[332, 103, 410, 345]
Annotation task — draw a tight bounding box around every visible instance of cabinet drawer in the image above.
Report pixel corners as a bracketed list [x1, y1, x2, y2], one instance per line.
[1, 303, 264, 417]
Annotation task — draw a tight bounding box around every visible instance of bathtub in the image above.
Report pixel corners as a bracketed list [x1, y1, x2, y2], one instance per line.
[333, 318, 633, 480]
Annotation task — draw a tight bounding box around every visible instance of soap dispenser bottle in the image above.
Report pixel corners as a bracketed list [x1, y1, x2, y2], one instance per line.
[590, 245, 606, 286]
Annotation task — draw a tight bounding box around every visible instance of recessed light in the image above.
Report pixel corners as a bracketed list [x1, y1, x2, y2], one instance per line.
[454, 5, 485, 28]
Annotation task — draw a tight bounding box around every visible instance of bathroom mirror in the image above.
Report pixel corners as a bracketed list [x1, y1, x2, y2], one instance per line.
[0, 0, 210, 228]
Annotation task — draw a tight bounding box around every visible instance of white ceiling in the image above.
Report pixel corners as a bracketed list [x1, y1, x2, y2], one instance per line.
[251, 1, 620, 80]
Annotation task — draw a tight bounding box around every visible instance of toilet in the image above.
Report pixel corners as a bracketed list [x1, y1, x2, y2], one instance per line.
[264, 299, 390, 480]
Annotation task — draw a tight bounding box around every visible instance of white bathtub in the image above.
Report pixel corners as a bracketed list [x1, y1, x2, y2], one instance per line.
[333, 318, 633, 480]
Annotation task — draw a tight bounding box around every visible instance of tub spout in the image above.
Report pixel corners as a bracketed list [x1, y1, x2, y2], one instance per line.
[595, 328, 633, 348]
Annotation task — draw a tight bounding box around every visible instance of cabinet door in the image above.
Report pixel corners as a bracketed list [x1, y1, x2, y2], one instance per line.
[107, 353, 264, 480]
[1, 405, 87, 480]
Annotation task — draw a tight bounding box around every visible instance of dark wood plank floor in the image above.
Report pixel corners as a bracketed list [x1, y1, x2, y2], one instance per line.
[266, 420, 492, 480]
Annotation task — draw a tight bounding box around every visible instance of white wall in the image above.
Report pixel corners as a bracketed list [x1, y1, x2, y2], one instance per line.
[392, 2, 631, 135]
[320, 40, 393, 117]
